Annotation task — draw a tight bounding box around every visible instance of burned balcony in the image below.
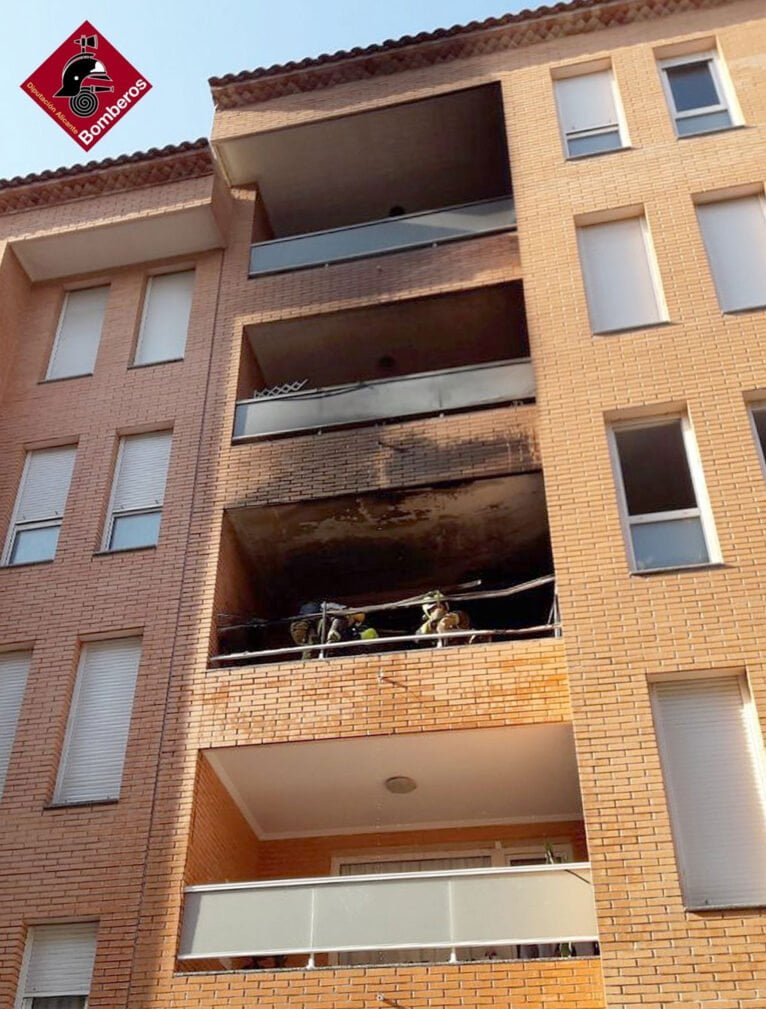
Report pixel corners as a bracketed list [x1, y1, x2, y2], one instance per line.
[213, 472, 556, 666]
[179, 728, 597, 970]
[226, 84, 514, 275]
[234, 283, 532, 440]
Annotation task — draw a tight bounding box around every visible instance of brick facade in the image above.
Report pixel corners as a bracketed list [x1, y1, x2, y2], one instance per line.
[1, 0, 765, 1007]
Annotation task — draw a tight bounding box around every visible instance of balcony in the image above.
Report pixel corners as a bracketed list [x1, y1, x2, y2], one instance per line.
[179, 726, 595, 970]
[249, 197, 515, 276]
[213, 471, 554, 666]
[234, 281, 531, 441]
[224, 83, 512, 275]
[180, 863, 596, 965]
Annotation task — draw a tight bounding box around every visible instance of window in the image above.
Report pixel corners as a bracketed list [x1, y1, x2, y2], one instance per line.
[46, 287, 109, 381]
[134, 270, 195, 366]
[3, 446, 76, 566]
[18, 922, 97, 1008]
[651, 676, 766, 908]
[577, 216, 666, 333]
[659, 51, 735, 136]
[696, 195, 766, 312]
[53, 638, 141, 805]
[103, 432, 171, 551]
[751, 405, 766, 473]
[609, 417, 718, 571]
[0, 652, 30, 798]
[554, 69, 626, 158]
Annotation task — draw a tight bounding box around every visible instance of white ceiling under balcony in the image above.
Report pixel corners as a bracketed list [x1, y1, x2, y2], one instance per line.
[206, 724, 583, 839]
[11, 203, 223, 282]
[218, 84, 510, 237]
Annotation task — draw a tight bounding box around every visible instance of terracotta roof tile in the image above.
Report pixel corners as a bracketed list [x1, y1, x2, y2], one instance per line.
[0, 138, 210, 192]
[208, 0, 620, 87]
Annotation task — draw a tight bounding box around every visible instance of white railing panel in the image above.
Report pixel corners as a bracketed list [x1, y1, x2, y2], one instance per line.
[313, 875, 450, 951]
[179, 864, 596, 960]
[180, 884, 313, 959]
[451, 867, 596, 945]
[233, 359, 534, 440]
[249, 197, 516, 276]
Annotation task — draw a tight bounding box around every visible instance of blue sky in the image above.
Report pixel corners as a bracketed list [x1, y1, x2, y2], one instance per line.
[1, 0, 528, 181]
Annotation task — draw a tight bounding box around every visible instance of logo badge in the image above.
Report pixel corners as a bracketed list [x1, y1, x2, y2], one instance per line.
[21, 21, 151, 151]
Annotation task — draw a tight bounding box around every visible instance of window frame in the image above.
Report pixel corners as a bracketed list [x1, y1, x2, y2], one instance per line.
[658, 51, 735, 137]
[331, 842, 574, 874]
[749, 404, 766, 480]
[15, 923, 97, 1009]
[132, 269, 195, 367]
[607, 415, 721, 573]
[1, 448, 75, 568]
[650, 674, 766, 910]
[696, 193, 766, 314]
[44, 287, 109, 382]
[553, 67, 629, 160]
[101, 435, 169, 553]
[576, 214, 668, 335]
[52, 638, 142, 806]
[21, 998, 88, 1009]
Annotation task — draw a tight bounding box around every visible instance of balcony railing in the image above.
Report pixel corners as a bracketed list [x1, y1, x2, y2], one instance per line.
[179, 863, 596, 963]
[249, 196, 516, 276]
[233, 357, 534, 441]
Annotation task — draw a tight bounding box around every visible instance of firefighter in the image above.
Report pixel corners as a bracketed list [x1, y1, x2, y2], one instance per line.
[290, 603, 378, 657]
[416, 591, 472, 643]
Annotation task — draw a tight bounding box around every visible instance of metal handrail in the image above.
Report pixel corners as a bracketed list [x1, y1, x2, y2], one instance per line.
[251, 195, 515, 249]
[185, 861, 592, 893]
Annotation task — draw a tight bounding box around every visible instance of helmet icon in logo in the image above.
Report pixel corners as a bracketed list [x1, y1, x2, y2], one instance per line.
[54, 33, 114, 117]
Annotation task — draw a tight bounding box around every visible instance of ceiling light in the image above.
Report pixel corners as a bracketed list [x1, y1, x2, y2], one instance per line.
[384, 775, 417, 794]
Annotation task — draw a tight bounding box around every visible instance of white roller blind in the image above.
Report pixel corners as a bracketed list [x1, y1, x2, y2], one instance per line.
[24, 923, 97, 996]
[577, 217, 665, 333]
[135, 270, 195, 365]
[555, 70, 618, 135]
[47, 287, 108, 380]
[54, 638, 141, 805]
[652, 676, 766, 908]
[110, 432, 171, 514]
[0, 652, 30, 797]
[697, 196, 766, 312]
[15, 447, 76, 524]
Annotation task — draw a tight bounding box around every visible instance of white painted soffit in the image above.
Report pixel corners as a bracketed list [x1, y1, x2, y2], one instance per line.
[10, 202, 223, 281]
[207, 723, 583, 840]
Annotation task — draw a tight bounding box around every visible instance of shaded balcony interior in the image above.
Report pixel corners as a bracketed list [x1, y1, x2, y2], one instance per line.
[180, 726, 596, 970]
[227, 84, 514, 274]
[213, 472, 555, 665]
[234, 282, 532, 439]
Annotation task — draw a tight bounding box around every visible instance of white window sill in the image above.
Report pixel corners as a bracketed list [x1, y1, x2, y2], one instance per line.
[128, 357, 185, 371]
[566, 145, 633, 162]
[0, 558, 55, 570]
[686, 900, 766, 912]
[629, 562, 725, 577]
[93, 545, 158, 557]
[39, 372, 93, 384]
[593, 320, 675, 337]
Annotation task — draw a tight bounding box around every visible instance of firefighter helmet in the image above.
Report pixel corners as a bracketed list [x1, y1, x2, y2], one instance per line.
[54, 55, 112, 116]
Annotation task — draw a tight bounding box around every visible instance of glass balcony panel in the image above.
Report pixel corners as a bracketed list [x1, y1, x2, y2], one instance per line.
[234, 359, 534, 440]
[249, 197, 516, 276]
[313, 875, 450, 951]
[179, 864, 596, 961]
[450, 866, 596, 945]
[180, 885, 313, 959]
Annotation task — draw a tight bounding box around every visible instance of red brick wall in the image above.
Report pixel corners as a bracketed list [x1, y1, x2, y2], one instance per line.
[0, 178, 224, 1009]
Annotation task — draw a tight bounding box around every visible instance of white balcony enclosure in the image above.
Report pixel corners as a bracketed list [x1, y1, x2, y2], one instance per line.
[234, 356, 533, 440]
[180, 863, 596, 961]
